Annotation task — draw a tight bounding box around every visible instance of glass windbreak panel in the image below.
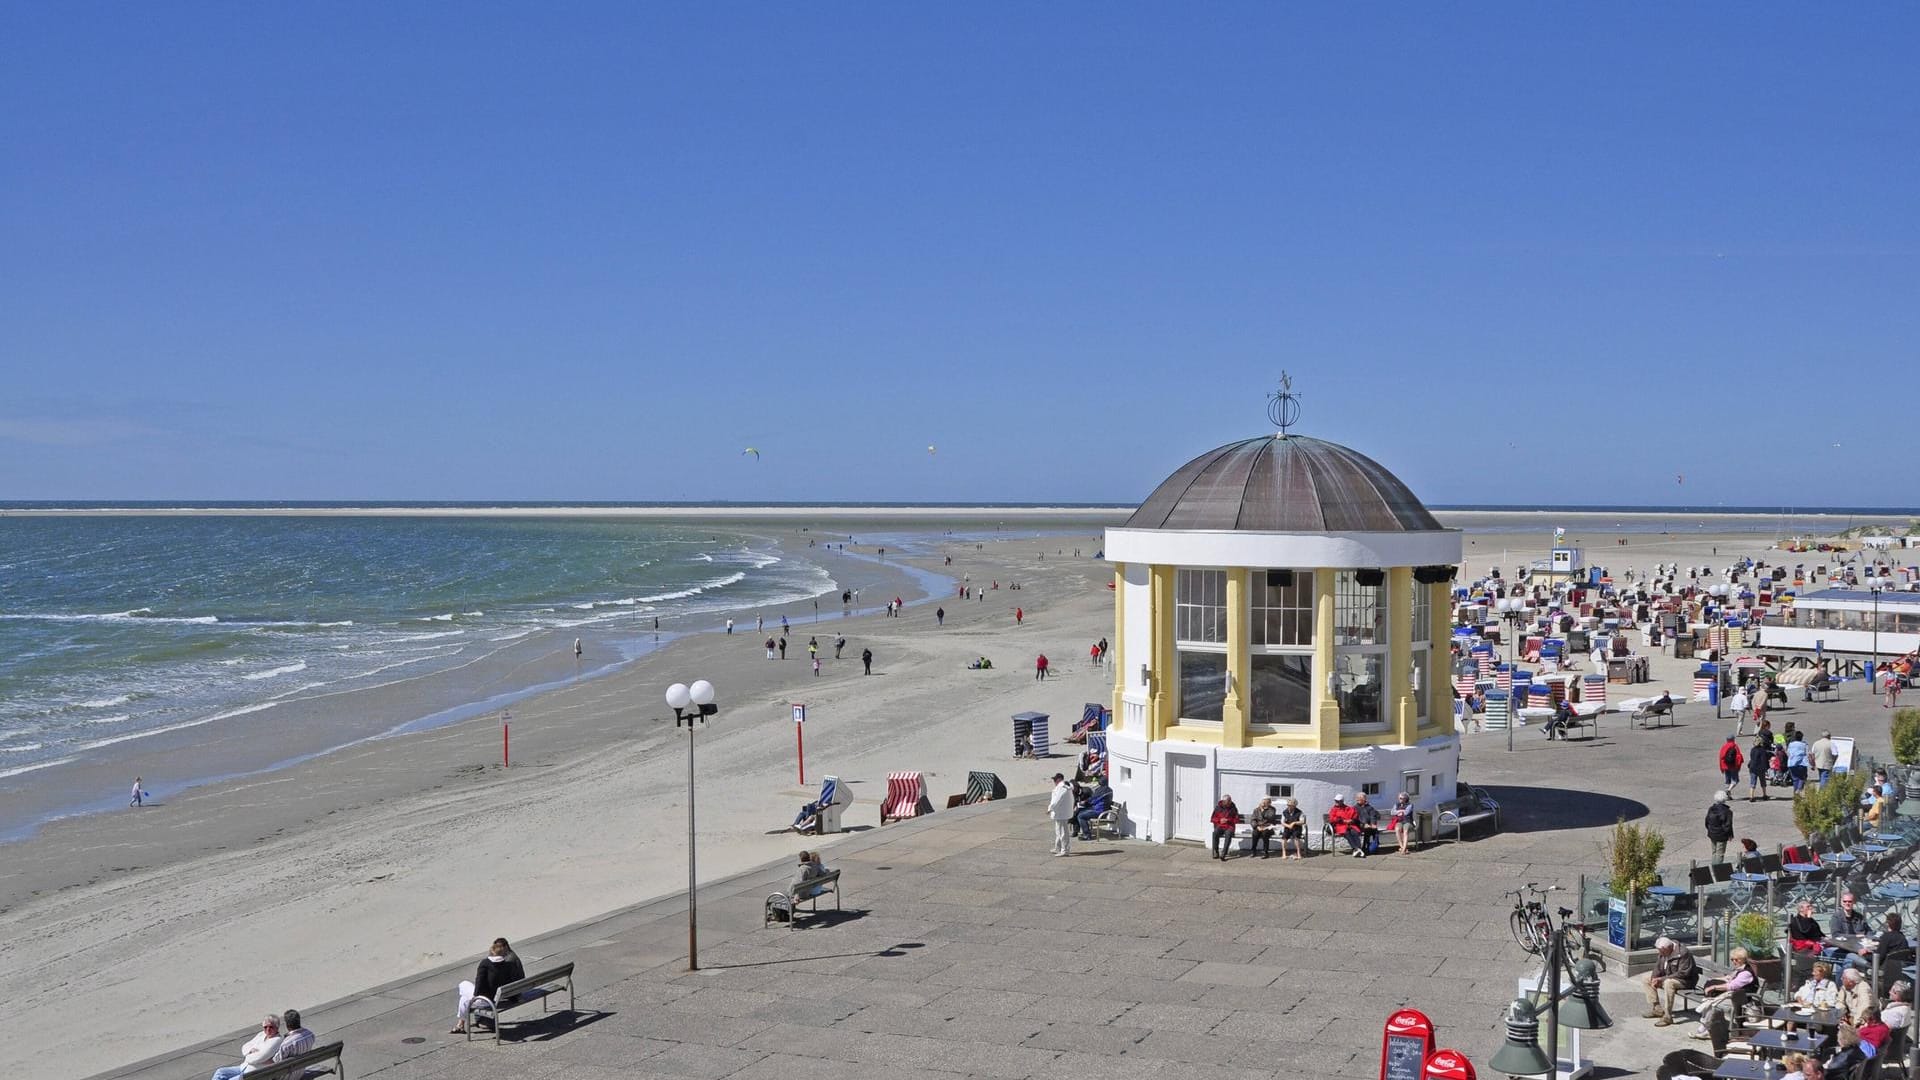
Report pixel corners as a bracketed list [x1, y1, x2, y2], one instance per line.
[1413, 649, 1430, 721]
[1335, 571, 1384, 645]
[1175, 569, 1227, 644]
[1177, 650, 1226, 723]
[1334, 651, 1386, 726]
[1253, 569, 1315, 647]
[1250, 653, 1312, 725]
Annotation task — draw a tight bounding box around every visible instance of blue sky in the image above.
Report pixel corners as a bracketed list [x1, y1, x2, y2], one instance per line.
[2, 7, 1914, 505]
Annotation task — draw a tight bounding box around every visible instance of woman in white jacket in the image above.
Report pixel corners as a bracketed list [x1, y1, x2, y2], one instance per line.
[209, 1015, 282, 1080]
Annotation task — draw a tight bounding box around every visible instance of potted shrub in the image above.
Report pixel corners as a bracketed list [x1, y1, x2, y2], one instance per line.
[1732, 911, 1782, 987]
[1604, 819, 1666, 952]
[1892, 708, 1920, 768]
[1792, 770, 1866, 844]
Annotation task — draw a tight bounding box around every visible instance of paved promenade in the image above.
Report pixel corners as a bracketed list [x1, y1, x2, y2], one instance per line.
[96, 684, 1895, 1080]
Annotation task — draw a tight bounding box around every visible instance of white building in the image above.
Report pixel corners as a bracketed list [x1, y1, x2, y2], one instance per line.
[1102, 433, 1463, 844]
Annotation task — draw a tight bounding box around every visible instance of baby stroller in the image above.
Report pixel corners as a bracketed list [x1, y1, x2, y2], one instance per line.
[1766, 744, 1791, 788]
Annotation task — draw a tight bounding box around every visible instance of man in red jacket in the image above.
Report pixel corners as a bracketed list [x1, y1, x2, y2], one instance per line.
[1327, 793, 1359, 856]
[1718, 734, 1744, 794]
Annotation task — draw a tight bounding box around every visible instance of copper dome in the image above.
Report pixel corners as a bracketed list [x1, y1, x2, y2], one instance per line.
[1124, 435, 1443, 533]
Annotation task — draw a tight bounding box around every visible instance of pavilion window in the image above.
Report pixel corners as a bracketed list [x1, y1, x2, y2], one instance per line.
[1174, 569, 1227, 723]
[1250, 570, 1313, 727]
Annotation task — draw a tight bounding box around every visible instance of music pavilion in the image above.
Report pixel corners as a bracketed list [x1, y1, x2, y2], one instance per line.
[1103, 433, 1462, 844]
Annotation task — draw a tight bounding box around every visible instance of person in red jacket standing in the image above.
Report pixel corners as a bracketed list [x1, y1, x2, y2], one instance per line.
[1035, 653, 1049, 681]
[1210, 795, 1242, 860]
[1718, 734, 1744, 794]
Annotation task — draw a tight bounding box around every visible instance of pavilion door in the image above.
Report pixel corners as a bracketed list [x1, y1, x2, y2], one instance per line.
[1167, 753, 1210, 841]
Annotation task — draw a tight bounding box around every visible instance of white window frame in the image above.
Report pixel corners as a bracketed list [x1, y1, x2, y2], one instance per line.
[1249, 569, 1316, 731]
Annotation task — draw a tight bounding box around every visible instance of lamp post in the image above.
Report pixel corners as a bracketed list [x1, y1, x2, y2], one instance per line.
[1872, 587, 1882, 682]
[1489, 925, 1612, 1078]
[1501, 599, 1526, 753]
[664, 678, 718, 971]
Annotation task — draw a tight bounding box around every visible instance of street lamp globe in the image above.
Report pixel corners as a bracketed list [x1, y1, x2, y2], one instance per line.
[689, 679, 716, 706]
[665, 682, 692, 710]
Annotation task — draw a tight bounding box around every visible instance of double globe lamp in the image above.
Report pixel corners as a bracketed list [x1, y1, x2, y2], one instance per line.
[664, 678, 717, 969]
[1489, 951, 1611, 1077]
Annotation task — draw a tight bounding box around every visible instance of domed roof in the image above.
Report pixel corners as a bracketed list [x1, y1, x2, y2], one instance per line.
[1124, 435, 1443, 533]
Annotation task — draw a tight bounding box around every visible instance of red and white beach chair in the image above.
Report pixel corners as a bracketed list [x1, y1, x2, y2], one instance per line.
[881, 771, 926, 824]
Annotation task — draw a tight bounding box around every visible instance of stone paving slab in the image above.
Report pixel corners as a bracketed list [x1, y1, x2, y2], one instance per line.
[89, 684, 1911, 1080]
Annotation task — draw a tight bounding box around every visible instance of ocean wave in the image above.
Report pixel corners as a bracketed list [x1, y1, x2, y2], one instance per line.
[388, 630, 466, 643]
[488, 629, 535, 642]
[242, 661, 308, 681]
[422, 613, 456, 622]
[78, 694, 134, 709]
[572, 573, 749, 611]
[694, 552, 714, 562]
[0, 755, 75, 779]
[81, 714, 131, 725]
[0, 608, 219, 625]
[0, 741, 45, 753]
[68, 701, 276, 754]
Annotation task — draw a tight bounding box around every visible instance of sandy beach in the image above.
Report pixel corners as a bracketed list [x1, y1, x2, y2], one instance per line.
[0, 514, 1901, 1078]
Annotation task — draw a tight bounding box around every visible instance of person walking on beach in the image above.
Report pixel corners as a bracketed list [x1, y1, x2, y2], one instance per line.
[1035, 653, 1049, 680]
[725, 618, 733, 635]
[1718, 734, 1744, 795]
[573, 637, 582, 658]
[1090, 642, 1101, 668]
[780, 614, 789, 634]
[1048, 773, 1075, 856]
[835, 635, 845, 659]
[129, 777, 146, 807]
[807, 637, 818, 661]
[861, 647, 873, 675]
[1015, 607, 1023, 625]
[778, 636, 787, 660]
[812, 657, 821, 677]
[755, 614, 763, 633]
[935, 606, 945, 626]
[765, 637, 776, 660]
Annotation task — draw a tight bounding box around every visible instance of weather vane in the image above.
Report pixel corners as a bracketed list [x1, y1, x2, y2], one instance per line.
[1267, 372, 1301, 436]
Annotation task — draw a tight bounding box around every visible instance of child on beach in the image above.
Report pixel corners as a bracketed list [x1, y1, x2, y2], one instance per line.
[812, 657, 821, 677]
[129, 777, 147, 807]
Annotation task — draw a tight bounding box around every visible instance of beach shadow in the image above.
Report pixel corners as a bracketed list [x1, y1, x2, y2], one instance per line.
[1475, 785, 1651, 832]
[495, 1007, 614, 1043]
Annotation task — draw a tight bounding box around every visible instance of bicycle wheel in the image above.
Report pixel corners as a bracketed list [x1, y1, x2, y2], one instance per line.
[1510, 909, 1543, 954]
[1533, 914, 1556, 951]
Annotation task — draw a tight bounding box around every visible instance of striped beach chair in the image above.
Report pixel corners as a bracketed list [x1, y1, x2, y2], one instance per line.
[1473, 645, 1495, 678]
[1692, 671, 1715, 702]
[881, 771, 927, 824]
[1483, 690, 1510, 730]
[1583, 674, 1607, 707]
[816, 775, 849, 833]
[1528, 683, 1552, 709]
[1068, 702, 1107, 744]
[1079, 732, 1108, 781]
[1495, 664, 1513, 693]
[964, 770, 1006, 804]
[1454, 673, 1478, 700]
[1012, 711, 1050, 758]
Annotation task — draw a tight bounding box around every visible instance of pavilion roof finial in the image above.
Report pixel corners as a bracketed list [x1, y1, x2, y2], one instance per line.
[1267, 372, 1301, 437]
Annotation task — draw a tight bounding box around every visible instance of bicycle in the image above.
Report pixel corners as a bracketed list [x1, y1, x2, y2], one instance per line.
[1506, 882, 1560, 955]
[1559, 907, 1608, 974]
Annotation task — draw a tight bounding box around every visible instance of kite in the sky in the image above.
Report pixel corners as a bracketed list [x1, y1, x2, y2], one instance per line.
[927, 445, 937, 456]
[1676, 474, 1684, 485]
[741, 447, 760, 460]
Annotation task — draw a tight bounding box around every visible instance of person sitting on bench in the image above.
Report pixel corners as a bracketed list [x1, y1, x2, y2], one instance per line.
[792, 851, 829, 899]
[452, 937, 524, 1035]
[1543, 698, 1574, 740]
[1074, 780, 1112, 841]
[1805, 669, 1833, 702]
[208, 1014, 282, 1080]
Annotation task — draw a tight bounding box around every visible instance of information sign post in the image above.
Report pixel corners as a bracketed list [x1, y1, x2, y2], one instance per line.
[793, 704, 807, 784]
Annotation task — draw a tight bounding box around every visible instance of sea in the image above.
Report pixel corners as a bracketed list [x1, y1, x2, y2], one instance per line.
[0, 515, 855, 786]
[0, 503, 1909, 832]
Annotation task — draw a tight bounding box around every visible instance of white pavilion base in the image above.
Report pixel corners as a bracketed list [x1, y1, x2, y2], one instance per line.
[1104, 729, 1461, 845]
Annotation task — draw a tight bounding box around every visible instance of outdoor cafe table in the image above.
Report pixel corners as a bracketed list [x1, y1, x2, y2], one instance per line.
[1715, 1058, 1786, 1080]
[1869, 832, 1904, 844]
[1747, 1029, 1827, 1059]
[1875, 882, 1920, 902]
[1731, 872, 1771, 905]
[1649, 884, 1688, 911]
[1783, 862, 1822, 875]
[1770, 1006, 1843, 1033]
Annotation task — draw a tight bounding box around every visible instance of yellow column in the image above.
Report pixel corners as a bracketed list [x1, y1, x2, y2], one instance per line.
[1312, 569, 1340, 750]
[1223, 568, 1249, 748]
[1150, 565, 1176, 740]
[1390, 567, 1417, 745]
[1427, 581, 1451, 728]
[1111, 564, 1126, 730]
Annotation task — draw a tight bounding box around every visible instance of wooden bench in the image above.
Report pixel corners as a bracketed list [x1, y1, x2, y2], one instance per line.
[764, 869, 843, 929]
[246, 1040, 344, 1080]
[467, 963, 576, 1043]
[1631, 699, 1675, 728]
